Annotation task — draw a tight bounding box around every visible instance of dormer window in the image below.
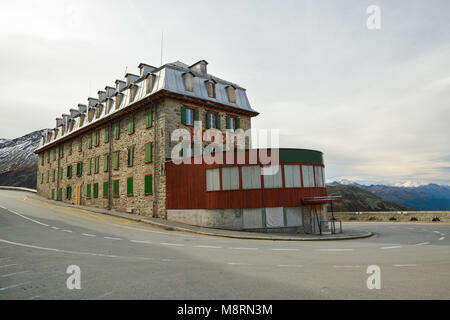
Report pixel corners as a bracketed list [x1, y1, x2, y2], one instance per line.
[146, 74, 154, 94]
[226, 86, 236, 103]
[88, 109, 94, 122]
[183, 72, 195, 92]
[206, 80, 216, 98]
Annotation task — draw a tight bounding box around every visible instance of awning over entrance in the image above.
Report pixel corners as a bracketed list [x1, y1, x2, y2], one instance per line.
[302, 196, 342, 205]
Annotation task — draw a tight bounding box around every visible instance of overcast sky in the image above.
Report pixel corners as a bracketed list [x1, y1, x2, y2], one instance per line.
[1, 0, 449, 185]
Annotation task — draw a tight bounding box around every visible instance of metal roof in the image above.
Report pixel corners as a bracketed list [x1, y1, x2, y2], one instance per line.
[36, 60, 258, 151]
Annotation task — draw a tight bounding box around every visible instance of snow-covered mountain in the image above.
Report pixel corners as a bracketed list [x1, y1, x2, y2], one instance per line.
[0, 129, 44, 188]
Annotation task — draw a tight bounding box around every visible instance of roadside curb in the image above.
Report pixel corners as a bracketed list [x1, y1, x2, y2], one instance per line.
[0, 186, 37, 194]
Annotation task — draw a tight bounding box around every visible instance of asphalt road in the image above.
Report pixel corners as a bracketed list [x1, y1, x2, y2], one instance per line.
[0, 190, 449, 300]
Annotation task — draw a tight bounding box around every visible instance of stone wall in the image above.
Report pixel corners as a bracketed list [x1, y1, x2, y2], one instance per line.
[332, 211, 450, 223]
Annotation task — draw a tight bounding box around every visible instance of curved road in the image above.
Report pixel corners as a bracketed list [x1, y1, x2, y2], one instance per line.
[0, 190, 449, 300]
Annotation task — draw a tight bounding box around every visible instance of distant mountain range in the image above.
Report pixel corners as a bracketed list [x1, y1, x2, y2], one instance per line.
[0, 129, 43, 189]
[328, 181, 450, 211]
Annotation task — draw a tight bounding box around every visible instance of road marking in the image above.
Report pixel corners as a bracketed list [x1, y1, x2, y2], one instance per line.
[319, 249, 354, 252]
[160, 243, 184, 247]
[0, 264, 18, 269]
[104, 237, 122, 241]
[62, 230, 73, 233]
[439, 237, 445, 241]
[227, 262, 251, 266]
[96, 292, 114, 299]
[51, 227, 60, 230]
[416, 242, 430, 246]
[230, 247, 259, 251]
[82, 233, 96, 237]
[277, 264, 303, 268]
[0, 282, 29, 292]
[130, 240, 153, 244]
[381, 246, 402, 250]
[271, 248, 300, 252]
[27, 296, 40, 300]
[333, 265, 361, 269]
[393, 264, 418, 268]
[405, 227, 415, 230]
[194, 245, 222, 249]
[434, 231, 441, 234]
[4, 209, 49, 227]
[1, 271, 30, 278]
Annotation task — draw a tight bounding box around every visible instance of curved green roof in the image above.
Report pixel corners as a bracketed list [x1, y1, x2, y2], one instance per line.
[279, 149, 324, 165]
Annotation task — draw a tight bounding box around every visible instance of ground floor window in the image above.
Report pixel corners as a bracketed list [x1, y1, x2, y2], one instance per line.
[66, 186, 72, 200]
[206, 168, 220, 191]
[93, 183, 99, 199]
[86, 184, 91, 198]
[145, 175, 152, 195]
[127, 177, 133, 196]
[113, 180, 119, 197]
[103, 182, 108, 198]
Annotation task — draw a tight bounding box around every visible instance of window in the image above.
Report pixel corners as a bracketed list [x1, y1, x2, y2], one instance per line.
[181, 107, 195, 126]
[207, 81, 216, 98]
[104, 155, 109, 172]
[127, 147, 134, 167]
[227, 86, 236, 103]
[103, 182, 109, 198]
[206, 112, 217, 129]
[46, 171, 49, 183]
[114, 122, 120, 139]
[59, 167, 63, 180]
[146, 109, 153, 128]
[76, 162, 83, 177]
[94, 131, 99, 146]
[284, 165, 301, 188]
[94, 157, 99, 174]
[113, 151, 119, 170]
[86, 184, 91, 198]
[127, 177, 133, 196]
[263, 166, 282, 188]
[314, 166, 325, 187]
[144, 175, 152, 195]
[66, 165, 72, 179]
[206, 168, 220, 191]
[78, 138, 82, 152]
[47, 151, 50, 163]
[66, 186, 72, 200]
[59, 146, 64, 158]
[242, 166, 261, 190]
[128, 116, 134, 134]
[40, 173, 44, 184]
[68, 142, 72, 155]
[130, 86, 136, 102]
[222, 167, 239, 190]
[52, 170, 55, 182]
[302, 165, 315, 187]
[226, 116, 237, 130]
[51, 189, 55, 200]
[87, 159, 92, 175]
[41, 154, 44, 166]
[93, 183, 99, 199]
[104, 127, 109, 143]
[88, 133, 92, 148]
[113, 180, 119, 197]
[184, 73, 194, 92]
[58, 188, 62, 201]
[145, 142, 152, 163]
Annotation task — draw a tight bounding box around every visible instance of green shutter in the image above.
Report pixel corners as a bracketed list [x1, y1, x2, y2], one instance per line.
[194, 108, 199, 121]
[128, 117, 134, 133]
[93, 183, 98, 198]
[78, 139, 82, 152]
[51, 189, 55, 200]
[103, 182, 108, 198]
[145, 175, 152, 194]
[88, 159, 91, 174]
[80, 162, 83, 175]
[104, 155, 109, 172]
[181, 107, 186, 125]
[127, 177, 133, 195]
[113, 152, 119, 170]
[226, 116, 230, 129]
[52, 170, 55, 182]
[104, 127, 109, 143]
[146, 109, 152, 127]
[58, 188, 62, 201]
[217, 114, 221, 130]
[68, 143, 72, 155]
[145, 143, 152, 163]
[237, 118, 241, 129]
[114, 122, 119, 139]
[113, 180, 119, 196]
[87, 184, 91, 198]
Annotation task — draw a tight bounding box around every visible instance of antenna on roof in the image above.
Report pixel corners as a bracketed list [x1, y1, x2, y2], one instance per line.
[160, 30, 164, 66]
[124, 66, 128, 74]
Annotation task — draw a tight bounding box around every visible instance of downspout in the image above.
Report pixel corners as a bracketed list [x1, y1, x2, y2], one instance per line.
[107, 122, 113, 210]
[151, 101, 158, 218]
[56, 147, 60, 201]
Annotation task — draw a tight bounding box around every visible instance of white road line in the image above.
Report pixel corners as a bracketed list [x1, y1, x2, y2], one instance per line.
[160, 243, 184, 247]
[130, 240, 153, 244]
[82, 233, 96, 237]
[439, 237, 445, 241]
[277, 264, 303, 268]
[0, 257, 11, 261]
[405, 227, 415, 230]
[271, 248, 300, 252]
[393, 264, 418, 267]
[0, 264, 18, 269]
[1, 271, 30, 278]
[227, 262, 251, 266]
[230, 247, 259, 251]
[51, 227, 59, 230]
[61, 230, 73, 233]
[104, 237, 122, 241]
[434, 231, 441, 234]
[194, 245, 222, 249]
[381, 246, 403, 250]
[0, 282, 29, 292]
[4, 209, 49, 227]
[319, 249, 354, 252]
[333, 265, 361, 269]
[416, 242, 430, 246]
[27, 296, 40, 300]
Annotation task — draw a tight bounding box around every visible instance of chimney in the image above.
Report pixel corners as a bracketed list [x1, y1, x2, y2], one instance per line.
[189, 60, 208, 76]
[125, 73, 139, 86]
[98, 90, 106, 102]
[78, 104, 87, 114]
[115, 80, 126, 92]
[139, 63, 156, 77]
